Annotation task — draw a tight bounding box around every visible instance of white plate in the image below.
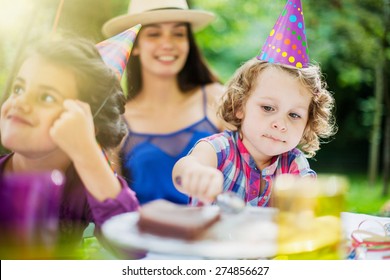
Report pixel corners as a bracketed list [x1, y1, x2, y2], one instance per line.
[102, 206, 278, 259]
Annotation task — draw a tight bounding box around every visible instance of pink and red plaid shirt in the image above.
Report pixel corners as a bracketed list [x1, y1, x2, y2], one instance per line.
[191, 130, 316, 207]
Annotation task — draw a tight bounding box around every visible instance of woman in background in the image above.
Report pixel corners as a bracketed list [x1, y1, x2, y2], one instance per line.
[102, 0, 226, 205]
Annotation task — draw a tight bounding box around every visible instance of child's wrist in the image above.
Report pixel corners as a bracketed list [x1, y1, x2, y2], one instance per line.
[70, 140, 101, 166]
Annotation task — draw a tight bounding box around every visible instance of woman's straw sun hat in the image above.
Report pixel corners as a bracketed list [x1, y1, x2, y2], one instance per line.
[102, 0, 215, 37]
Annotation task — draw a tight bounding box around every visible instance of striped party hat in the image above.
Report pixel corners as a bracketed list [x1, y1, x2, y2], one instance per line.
[257, 0, 309, 68]
[96, 24, 141, 80]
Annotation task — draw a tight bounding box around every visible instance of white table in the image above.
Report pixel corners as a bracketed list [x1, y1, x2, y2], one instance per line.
[102, 211, 390, 260]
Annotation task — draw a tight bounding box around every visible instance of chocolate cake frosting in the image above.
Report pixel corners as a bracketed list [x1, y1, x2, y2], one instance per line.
[137, 200, 221, 240]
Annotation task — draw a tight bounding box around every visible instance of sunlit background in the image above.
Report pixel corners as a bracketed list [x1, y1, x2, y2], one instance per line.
[0, 0, 389, 213]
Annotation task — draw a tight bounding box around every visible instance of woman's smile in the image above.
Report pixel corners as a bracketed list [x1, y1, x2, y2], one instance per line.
[156, 55, 176, 62]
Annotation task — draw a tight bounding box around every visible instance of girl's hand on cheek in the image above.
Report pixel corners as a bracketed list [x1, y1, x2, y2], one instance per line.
[50, 99, 96, 161]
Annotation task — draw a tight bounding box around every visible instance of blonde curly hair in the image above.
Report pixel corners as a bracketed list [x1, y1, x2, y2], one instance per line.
[219, 58, 337, 158]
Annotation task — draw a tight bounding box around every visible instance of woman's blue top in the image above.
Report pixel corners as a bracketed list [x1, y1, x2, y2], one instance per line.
[120, 87, 219, 205]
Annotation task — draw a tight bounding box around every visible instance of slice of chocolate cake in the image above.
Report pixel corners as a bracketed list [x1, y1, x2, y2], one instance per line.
[138, 200, 221, 240]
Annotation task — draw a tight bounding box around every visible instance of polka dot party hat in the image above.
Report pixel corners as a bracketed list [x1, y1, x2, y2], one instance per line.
[96, 24, 141, 80]
[257, 0, 309, 68]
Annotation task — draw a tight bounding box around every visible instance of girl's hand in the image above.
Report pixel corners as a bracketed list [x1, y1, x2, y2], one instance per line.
[50, 99, 96, 161]
[176, 164, 223, 204]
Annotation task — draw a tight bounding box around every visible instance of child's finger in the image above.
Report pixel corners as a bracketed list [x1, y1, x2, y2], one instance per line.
[205, 176, 223, 201]
[197, 175, 215, 199]
[185, 173, 202, 196]
[62, 99, 91, 115]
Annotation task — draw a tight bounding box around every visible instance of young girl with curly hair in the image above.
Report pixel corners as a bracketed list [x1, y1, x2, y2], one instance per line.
[172, 59, 337, 206]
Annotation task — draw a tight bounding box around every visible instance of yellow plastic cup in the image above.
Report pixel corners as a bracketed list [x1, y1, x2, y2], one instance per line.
[273, 174, 348, 260]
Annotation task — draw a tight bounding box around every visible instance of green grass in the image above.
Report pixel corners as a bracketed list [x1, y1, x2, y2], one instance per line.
[342, 174, 390, 215]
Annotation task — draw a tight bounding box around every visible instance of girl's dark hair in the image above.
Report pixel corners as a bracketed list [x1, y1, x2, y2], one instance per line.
[125, 24, 219, 100]
[20, 36, 127, 149]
